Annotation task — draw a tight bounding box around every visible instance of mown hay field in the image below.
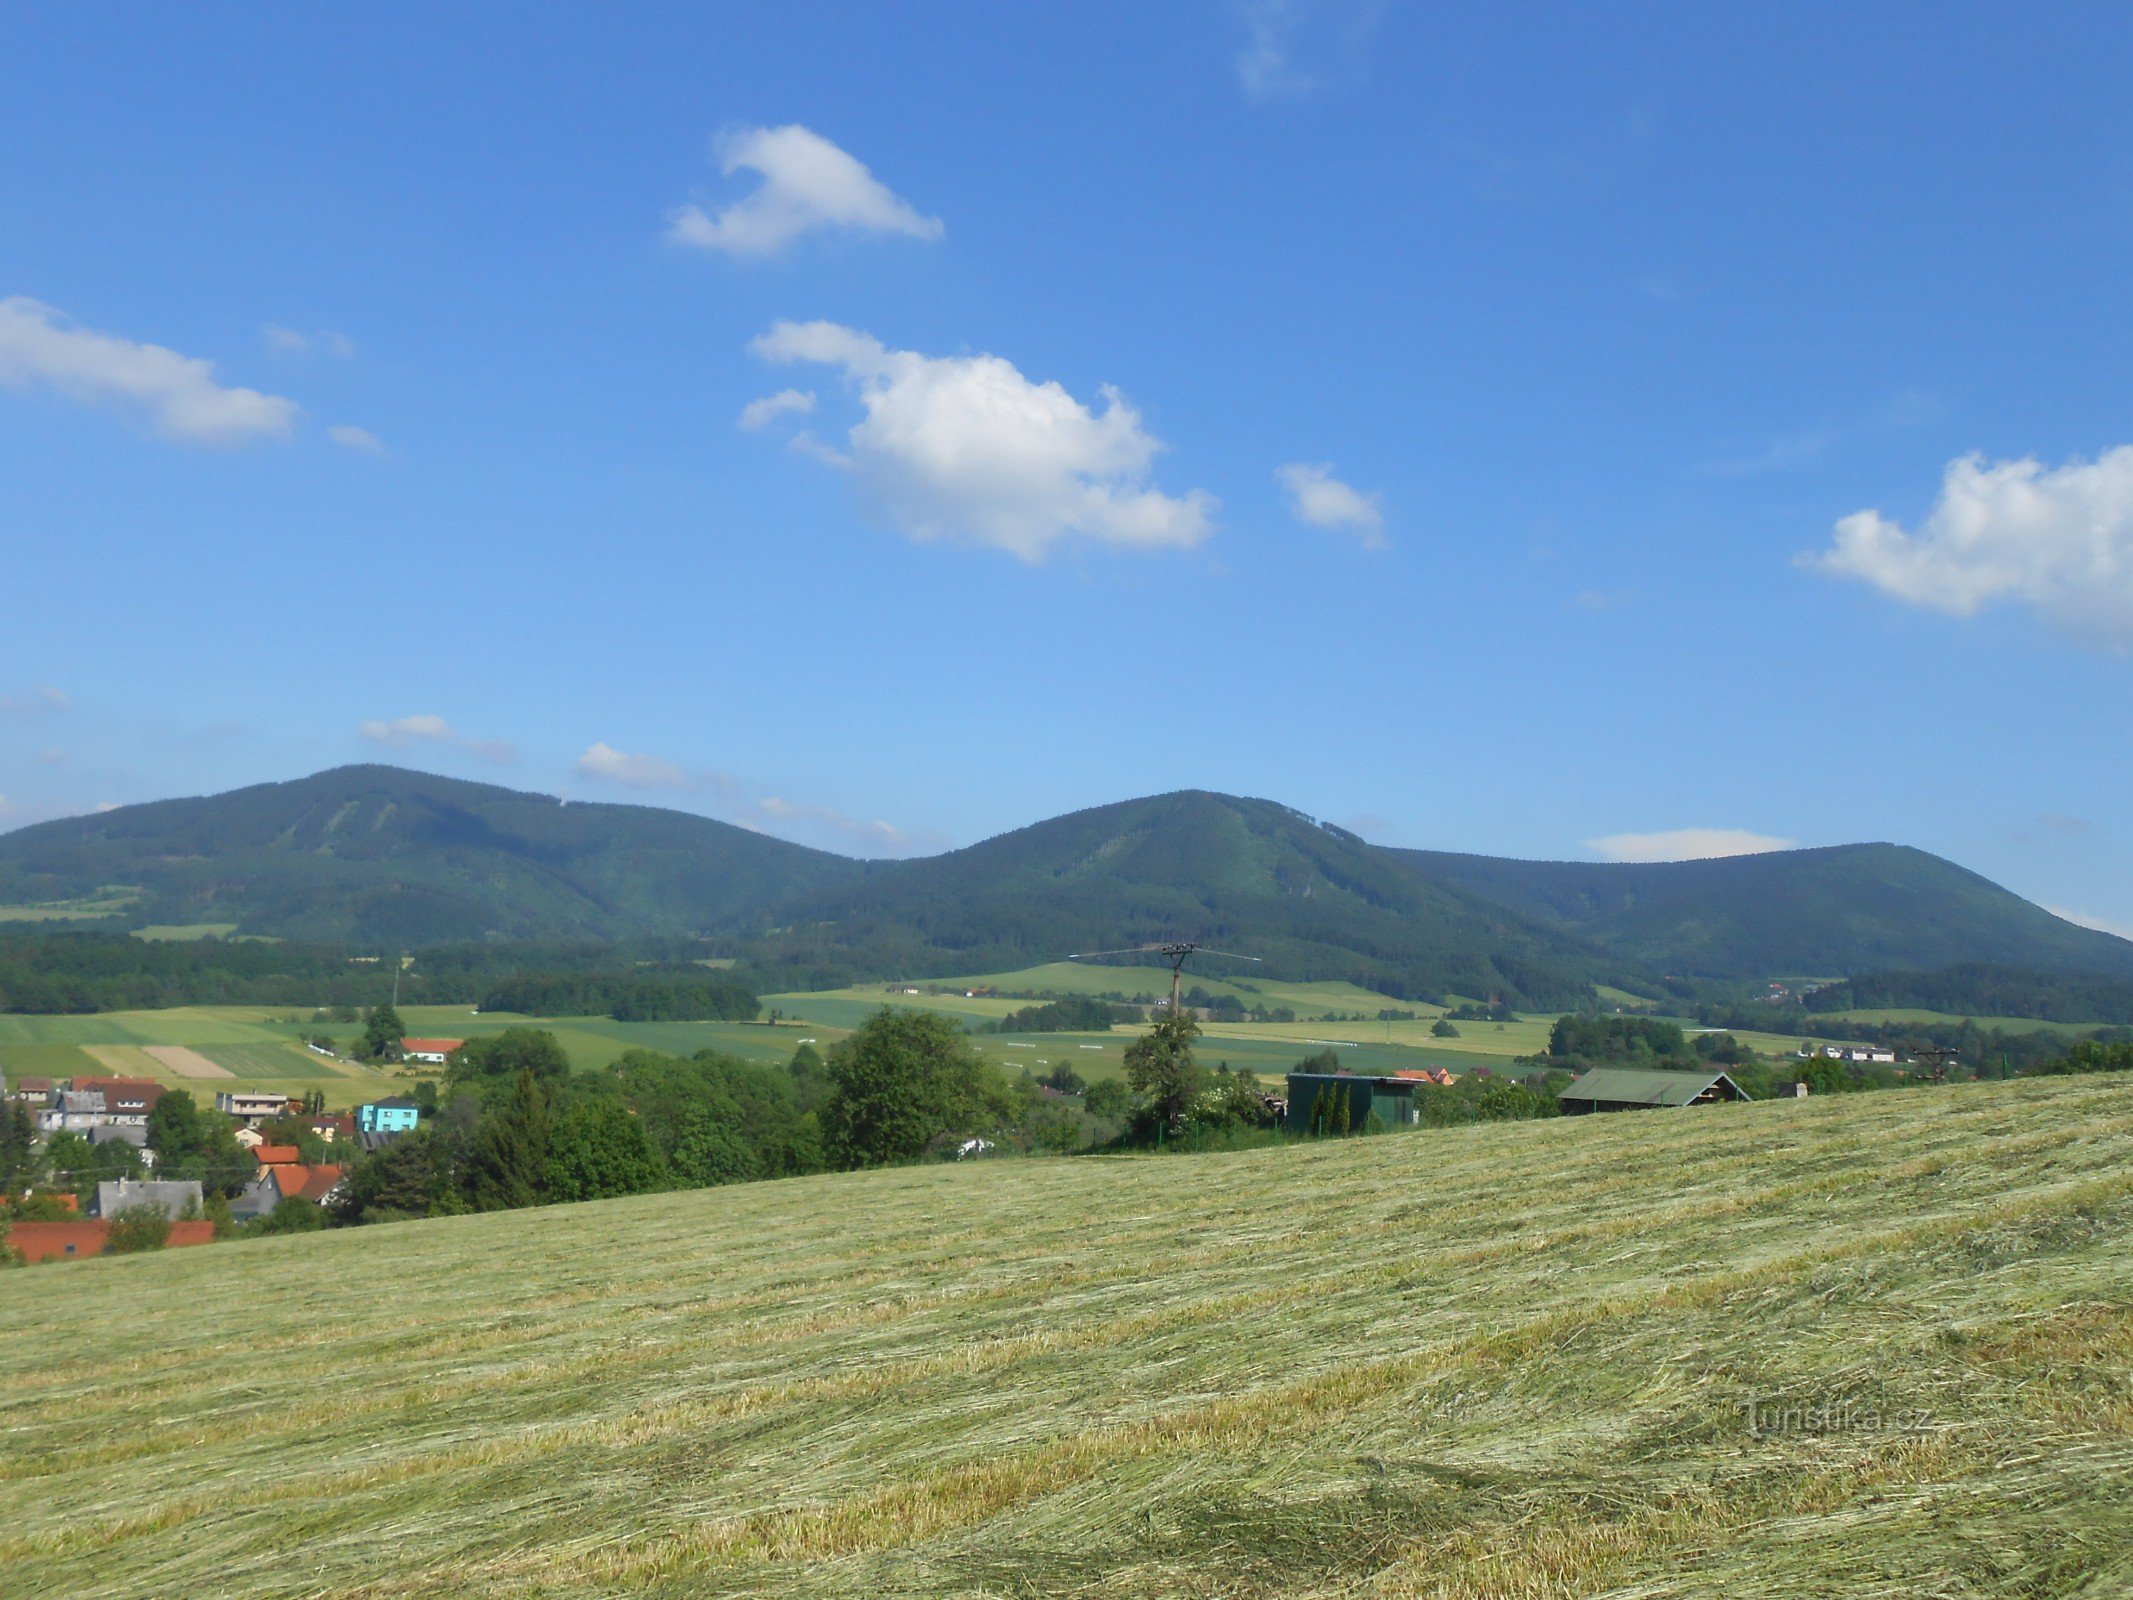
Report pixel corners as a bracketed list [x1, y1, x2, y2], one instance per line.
[5, 1078, 2130, 1599]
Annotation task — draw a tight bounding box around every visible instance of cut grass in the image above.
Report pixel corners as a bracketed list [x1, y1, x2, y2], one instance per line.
[2, 1076, 2127, 1599]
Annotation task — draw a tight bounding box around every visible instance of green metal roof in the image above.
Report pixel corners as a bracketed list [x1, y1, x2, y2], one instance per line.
[1559, 1067, 1742, 1106]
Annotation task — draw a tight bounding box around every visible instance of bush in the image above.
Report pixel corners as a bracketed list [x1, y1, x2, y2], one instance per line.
[105, 1205, 173, 1254]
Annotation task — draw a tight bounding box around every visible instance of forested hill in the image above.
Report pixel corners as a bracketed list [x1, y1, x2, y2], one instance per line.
[1390, 843, 2133, 981]
[0, 765, 862, 944]
[3, 766, 2128, 1000]
[751, 791, 1613, 1006]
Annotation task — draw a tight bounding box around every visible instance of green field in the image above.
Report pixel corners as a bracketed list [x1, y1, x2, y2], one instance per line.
[4, 1076, 2128, 1598]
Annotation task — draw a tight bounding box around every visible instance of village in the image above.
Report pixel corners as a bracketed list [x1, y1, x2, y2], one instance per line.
[0, 1040, 458, 1261]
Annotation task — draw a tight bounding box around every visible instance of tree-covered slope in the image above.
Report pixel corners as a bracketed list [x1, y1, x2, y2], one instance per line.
[0, 765, 861, 944]
[756, 791, 1612, 1005]
[1389, 843, 2133, 981]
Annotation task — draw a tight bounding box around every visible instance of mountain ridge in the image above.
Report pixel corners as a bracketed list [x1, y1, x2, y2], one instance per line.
[2, 764, 2127, 993]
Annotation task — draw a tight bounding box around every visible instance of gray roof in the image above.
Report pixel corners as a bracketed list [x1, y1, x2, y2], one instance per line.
[93, 1179, 203, 1220]
[1559, 1067, 1745, 1106]
[90, 1123, 148, 1147]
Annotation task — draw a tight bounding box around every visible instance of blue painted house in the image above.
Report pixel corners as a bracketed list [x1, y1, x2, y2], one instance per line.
[356, 1097, 421, 1136]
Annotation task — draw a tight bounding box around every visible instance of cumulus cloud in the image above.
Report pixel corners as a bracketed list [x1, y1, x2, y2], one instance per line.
[1277, 462, 1384, 547]
[668, 124, 942, 257]
[263, 325, 356, 358]
[1805, 446, 2133, 649]
[0, 685, 70, 715]
[361, 714, 516, 764]
[574, 741, 691, 790]
[1588, 828, 1799, 863]
[0, 298, 299, 446]
[737, 388, 817, 432]
[328, 424, 387, 456]
[749, 320, 1216, 560]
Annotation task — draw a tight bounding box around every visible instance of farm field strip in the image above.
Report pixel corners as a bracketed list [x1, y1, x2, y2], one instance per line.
[3, 1078, 2127, 1599]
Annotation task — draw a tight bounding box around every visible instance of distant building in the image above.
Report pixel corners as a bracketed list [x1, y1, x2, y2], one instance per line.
[3, 1074, 54, 1103]
[1558, 1068, 1749, 1115]
[10, 1219, 214, 1262]
[356, 1097, 421, 1136]
[252, 1144, 303, 1168]
[231, 1162, 346, 1222]
[38, 1089, 107, 1135]
[1284, 1072, 1420, 1133]
[400, 1038, 463, 1066]
[216, 1091, 293, 1126]
[92, 1178, 204, 1221]
[73, 1077, 166, 1124]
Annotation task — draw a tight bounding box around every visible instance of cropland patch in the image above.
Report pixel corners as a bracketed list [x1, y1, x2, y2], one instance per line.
[141, 1045, 232, 1080]
[3, 1077, 2127, 1600]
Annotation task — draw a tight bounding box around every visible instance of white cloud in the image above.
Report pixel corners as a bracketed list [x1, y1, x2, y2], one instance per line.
[361, 714, 516, 765]
[1235, 0, 1380, 99]
[0, 684, 70, 715]
[1277, 462, 1384, 547]
[1806, 446, 2133, 649]
[0, 297, 299, 446]
[575, 741, 691, 790]
[263, 325, 356, 358]
[668, 124, 942, 257]
[737, 388, 817, 432]
[1588, 828, 1799, 863]
[327, 424, 388, 456]
[572, 742, 942, 855]
[750, 320, 1216, 560]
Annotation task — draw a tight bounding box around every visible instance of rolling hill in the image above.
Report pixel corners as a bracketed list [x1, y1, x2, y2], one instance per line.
[1392, 843, 2133, 982]
[7, 1076, 2128, 1599]
[0, 765, 862, 944]
[3, 766, 2129, 996]
[753, 791, 1611, 1005]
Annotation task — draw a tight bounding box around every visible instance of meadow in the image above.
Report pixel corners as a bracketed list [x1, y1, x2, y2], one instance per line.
[3, 1075, 2128, 1598]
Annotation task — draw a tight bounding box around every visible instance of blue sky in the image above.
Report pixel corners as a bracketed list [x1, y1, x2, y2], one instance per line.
[2, 3, 2129, 931]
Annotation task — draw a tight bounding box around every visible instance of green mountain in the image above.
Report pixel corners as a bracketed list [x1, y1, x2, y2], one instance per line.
[0, 765, 861, 944]
[753, 791, 1611, 1005]
[4, 766, 2126, 997]
[1389, 844, 2133, 981]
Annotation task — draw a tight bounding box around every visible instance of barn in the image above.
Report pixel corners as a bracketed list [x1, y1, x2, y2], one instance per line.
[1558, 1066, 1749, 1115]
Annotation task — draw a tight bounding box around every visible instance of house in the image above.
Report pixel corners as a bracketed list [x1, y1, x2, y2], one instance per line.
[400, 1038, 463, 1066]
[38, 1089, 107, 1135]
[1558, 1067, 1749, 1115]
[1284, 1072, 1420, 1133]
[73, 1077, 165, 1124]
[233, 1160, 347, 1220]
[3, 1074, 53, 1103]
[10, 1219, 215, 1262]
[1393, 1067, 1457, 1087]
[1812, 1044, 1898, 1064]
[215, 1090, 293, 1126]
[92, 1178, 205, 1220]
[308, 1113, 356, 1144]
[232, 1125, 266, 1150]
[252, 1144, 302, 1168]
[356, 1097, 421, 1136]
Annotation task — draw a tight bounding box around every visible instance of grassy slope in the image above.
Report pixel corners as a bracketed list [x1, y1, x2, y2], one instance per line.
[5, 1078, 2129, 1600]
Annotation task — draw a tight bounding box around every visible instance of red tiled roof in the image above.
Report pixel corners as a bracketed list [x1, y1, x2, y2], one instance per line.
[10, 1220, 213, 1262]
[400, 1038, 463, 1054]
[252, 1145, 302, 1166]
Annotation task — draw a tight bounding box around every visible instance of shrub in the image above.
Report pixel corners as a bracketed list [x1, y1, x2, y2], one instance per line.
[105, 1205, 173, 1254]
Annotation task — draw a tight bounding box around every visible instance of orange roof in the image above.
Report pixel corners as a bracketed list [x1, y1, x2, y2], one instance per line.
[401, 1038, 463, 1054]
[272, 1164, 344, 1203]
[252, 1144, 301, 1165]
